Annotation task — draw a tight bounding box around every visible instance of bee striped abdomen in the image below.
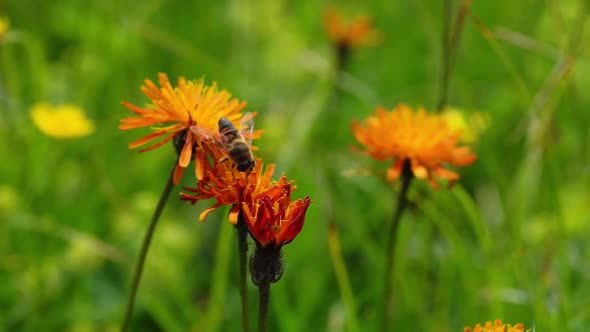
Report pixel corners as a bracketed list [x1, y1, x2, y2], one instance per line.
[218, 117, 255, 172]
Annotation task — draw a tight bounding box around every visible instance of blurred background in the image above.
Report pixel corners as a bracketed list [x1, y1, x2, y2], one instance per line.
[1, 0, 590, 331]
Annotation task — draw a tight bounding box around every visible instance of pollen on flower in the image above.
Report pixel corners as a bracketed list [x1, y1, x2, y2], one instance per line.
[351, 103, 476, 189]
[30, 102, 95, 139]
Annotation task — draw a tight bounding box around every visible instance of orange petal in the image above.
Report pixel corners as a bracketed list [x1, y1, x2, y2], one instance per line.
[431, 166, 459, 180]
[199, 203, 222, 222]
[121, 101, 150, 116]
[386, 159, 404, 182]
[173, 164, 185, 185]
[195, 150, 207, 181]
[451, 146, 477, 166]
[179, 131, 194, 167]
[228, 205, 240, 224]
[138, 131, 177, 153]
[410, 161, 428, 179]
[128, 131, 167, 149]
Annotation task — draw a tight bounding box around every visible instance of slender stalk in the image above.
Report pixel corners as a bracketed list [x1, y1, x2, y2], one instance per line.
[437, 0, 452, 111]
[237, 211, 250, 332]
[383, 160, 414, 332]
[327, 222, 360, 332]
[257, 282, 271, 332]
[437, 0, 471, 111]
[121, 163, 176, 332]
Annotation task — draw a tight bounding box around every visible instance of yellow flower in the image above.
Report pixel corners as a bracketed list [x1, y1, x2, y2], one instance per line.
[120, 73, 262, 184]
[30, 102, 95, 139]
[323, 7, 380, 48]
[351, 103, 476, 188]
[0, 17, 9, 37]
[441, 107, 489, 143]
[464, 319, 528, 332]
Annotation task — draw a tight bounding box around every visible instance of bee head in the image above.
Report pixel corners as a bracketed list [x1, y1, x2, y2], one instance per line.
[237, 159, 256, 172]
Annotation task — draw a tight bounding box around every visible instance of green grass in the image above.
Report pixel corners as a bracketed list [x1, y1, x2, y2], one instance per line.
[2, 0, 590, 331]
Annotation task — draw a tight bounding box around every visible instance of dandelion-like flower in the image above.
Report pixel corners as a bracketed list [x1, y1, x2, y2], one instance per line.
[181, 144, 311, 245]
[464, 320, 528, 332]
[351, 103, 476, 188]
[323, 7, 380, 49]
[120, 73, 261, 184]
[30, 102, 95, 139]
[181, 156, 280, 224]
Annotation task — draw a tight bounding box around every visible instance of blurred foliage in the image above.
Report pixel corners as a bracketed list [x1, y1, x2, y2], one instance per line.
[1, 0, 590, 331]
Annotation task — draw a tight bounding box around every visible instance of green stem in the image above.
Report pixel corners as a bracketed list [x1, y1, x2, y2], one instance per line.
[383, 160, 414, 332]
[257, 282, 271, 332]
[437, 0, 452, 111]
[121, 163, 176, 332]
[237, 211, 250, 332]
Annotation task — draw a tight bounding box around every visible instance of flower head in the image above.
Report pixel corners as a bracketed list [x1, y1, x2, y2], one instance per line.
[181, 156, 280, 224]
[181, 153, 311, 247]
[351, 103, 476, 188]
[242, 189, 311, 248]
[323, 7, 380, 48]
[464, 320, 528, 332]
[30, 102, 95, 139]
[120, 73, 261, 184]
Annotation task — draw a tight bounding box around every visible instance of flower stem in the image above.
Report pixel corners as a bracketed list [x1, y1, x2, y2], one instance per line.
[383, 160, 413, 332]
[257, 282, 271, 332]
[237, 211, 250, 332]
[437, 0, 471, 112]
[121, 163, 176, 332]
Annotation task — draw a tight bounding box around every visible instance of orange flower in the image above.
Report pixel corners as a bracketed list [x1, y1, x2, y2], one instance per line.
[323, 7, 380, 48]
[351, 103, 476, 188]
[120, 73, 261, 184]
[464, 320, 528, 332]
[242, 188, 311, 248]
[181, 154, 311, 247]
[181, 157, 281, 224]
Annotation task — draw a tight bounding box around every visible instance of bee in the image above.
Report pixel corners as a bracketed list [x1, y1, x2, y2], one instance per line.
[218, 113, 255, 172]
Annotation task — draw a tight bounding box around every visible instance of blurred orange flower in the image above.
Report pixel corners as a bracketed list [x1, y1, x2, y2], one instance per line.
[120, 73, 261, 184]
[323, 7, 380, 48]
[351, 103, 476, 188]
[464, 320, 528, 332]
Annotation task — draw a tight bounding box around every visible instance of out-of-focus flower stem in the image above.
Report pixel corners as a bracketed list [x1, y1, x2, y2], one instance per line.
[121, 161, 176, 332]
[383, 160, 413, 332]
[237, 211, 250, 332]
[437, 0, 471, 112]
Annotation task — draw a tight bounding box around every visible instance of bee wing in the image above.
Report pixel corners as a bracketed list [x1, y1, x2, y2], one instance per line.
[189, 126, 214, 141]
[239, 112, 255, 145]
